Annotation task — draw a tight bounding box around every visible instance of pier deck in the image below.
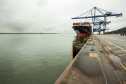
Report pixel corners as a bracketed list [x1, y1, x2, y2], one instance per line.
[55, 34, 126, 84]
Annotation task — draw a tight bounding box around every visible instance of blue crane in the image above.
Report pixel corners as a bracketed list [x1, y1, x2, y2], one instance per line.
[89, 17, 111, 34]
[71, 7, 122, 34]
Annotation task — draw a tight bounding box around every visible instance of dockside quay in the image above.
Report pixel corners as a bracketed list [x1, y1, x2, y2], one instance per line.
[55, 34, 126, 84]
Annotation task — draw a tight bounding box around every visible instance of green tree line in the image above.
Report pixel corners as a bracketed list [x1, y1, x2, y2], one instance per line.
[104, 27, 126, 34]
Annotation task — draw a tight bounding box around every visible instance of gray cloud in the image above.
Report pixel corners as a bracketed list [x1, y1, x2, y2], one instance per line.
[2, 21, 32, 31]
[0, 0, 125, 33]
[43, 27, 55, 31]
[0, 0, 33, 32]
[38, 0, 46, 6]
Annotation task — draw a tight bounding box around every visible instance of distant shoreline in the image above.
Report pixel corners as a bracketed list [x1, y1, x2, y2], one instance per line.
[0, 33, 59, 34]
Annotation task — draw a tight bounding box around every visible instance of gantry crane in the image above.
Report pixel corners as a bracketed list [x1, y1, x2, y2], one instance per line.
[89, 17, 111, 34]
[72, 7, 122, 34]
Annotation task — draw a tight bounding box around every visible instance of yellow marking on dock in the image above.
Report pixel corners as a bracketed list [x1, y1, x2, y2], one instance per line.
[100, 42, 112, 54]
[99, 38, 126, 52]
[106, 45, 114, 46]
[111, 47, 119, 50]
[118, 62, 126, 71]
[99, 40, 126, 71]
[114, 49, 124, 52]
[89, 53, 98, 57]
[118, 54, 126, 57]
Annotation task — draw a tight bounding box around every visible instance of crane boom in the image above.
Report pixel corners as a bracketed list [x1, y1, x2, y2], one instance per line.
[71, 7, 122, 34]
[72, 13, 122, 19]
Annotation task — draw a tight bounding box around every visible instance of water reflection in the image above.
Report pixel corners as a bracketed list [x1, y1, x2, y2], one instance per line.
[0, 34, 75, 84]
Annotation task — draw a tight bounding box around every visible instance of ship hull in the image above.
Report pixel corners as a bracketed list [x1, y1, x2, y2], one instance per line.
[77, 33, 90, 36]
[72, 25, 92, 36]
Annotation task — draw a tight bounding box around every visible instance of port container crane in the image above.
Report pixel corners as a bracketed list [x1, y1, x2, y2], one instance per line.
[72, 7, 122, 34]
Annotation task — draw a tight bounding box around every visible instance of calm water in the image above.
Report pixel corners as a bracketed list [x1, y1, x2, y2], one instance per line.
[0, 34, 76, 84]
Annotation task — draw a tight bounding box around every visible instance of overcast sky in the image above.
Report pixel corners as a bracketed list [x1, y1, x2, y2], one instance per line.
[0, 0, 126, 33]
